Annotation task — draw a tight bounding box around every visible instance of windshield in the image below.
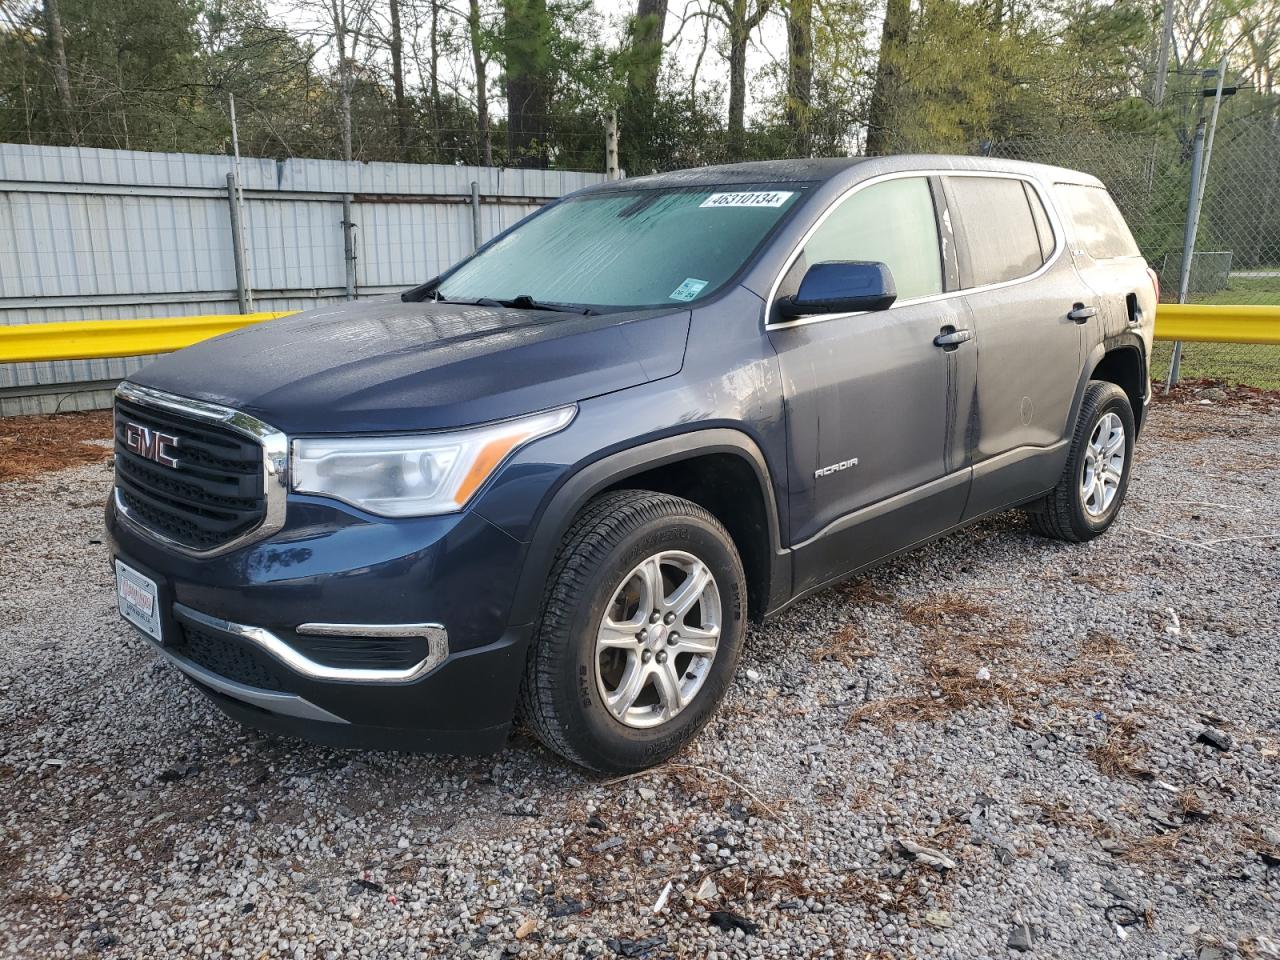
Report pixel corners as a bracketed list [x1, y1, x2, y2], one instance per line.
[435, 184, 807, 310]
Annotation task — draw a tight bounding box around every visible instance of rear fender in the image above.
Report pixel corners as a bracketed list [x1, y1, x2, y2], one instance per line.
[1070, 334, 1149, 437]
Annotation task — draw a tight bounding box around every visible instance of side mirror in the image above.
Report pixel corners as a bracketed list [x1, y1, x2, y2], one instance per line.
[777, 261, 897, 319]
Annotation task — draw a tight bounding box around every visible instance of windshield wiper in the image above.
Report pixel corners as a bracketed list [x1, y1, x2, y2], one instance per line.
[468, 294, 598, 316]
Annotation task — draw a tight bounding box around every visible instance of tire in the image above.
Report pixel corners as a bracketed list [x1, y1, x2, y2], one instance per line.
[1026, 380, 1135, 542]
[518, 490, 748, 773]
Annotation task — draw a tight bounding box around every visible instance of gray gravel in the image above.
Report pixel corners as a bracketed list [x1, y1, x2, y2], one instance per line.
[2, 393, 1279, 960]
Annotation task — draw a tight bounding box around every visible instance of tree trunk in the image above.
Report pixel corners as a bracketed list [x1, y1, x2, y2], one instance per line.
[43, 0, 76, 144]
[724, 0, 770, 160]
[690, 15, 710, 105]
[727, 38, 747, 158]
[503, 0, 549, 168]
[467, 0, 492, 164]
[629, 0, 667, 100]
[622, 0, 667, 172]
[388, 0, 410, 159]
[430, 0, 442, 154]
[334, 8, 354, 161]
[786, 0, 812, 155]
[726, 0, 748, 159]
[865, 0, 909, 155]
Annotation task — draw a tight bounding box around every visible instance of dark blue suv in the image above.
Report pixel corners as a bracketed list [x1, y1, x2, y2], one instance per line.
[107, 156, 1156, 772]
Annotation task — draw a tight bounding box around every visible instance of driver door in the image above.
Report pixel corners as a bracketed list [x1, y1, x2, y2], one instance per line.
[766, 175, 975, 593]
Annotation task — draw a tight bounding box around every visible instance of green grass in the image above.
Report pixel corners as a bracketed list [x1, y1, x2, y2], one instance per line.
[1151, 340, 1280, 390]
[1192, 275, 1280, 306]
[1149, 273, 1280, 389]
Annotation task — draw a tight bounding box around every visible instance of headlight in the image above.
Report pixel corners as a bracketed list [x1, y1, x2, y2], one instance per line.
[291, 406, 575, 517]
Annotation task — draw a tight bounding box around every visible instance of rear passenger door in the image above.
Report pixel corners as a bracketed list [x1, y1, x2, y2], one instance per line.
[942, 174, 1085, 518]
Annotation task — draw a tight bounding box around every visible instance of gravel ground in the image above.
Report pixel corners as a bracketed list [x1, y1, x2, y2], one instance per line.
[2, 394, 1278, 960]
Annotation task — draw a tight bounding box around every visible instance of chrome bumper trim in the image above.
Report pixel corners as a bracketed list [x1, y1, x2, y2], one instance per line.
[113, 381, 289, 558]
[143, 635, 349, 724]
[174, 603, 449, 683]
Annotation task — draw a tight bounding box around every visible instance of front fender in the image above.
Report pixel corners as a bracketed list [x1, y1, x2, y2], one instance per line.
[493, 427, 789, 628]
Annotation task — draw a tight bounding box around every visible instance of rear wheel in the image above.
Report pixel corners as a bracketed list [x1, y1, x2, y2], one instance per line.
[1027, 380, 1134, 542]
[518, 490, 747, 773]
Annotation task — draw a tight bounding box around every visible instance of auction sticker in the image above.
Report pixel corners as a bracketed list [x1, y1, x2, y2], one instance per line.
[700, 191, 794, 208]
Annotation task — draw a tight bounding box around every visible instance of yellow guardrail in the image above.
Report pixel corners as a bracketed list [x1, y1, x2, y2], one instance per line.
[1153, 303, 1280, 345]
[0, 311, 295, 363]
[0, 303, 1276, 364]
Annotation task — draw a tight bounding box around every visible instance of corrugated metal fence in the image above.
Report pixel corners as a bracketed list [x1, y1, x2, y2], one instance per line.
[0, 143, 606, 415]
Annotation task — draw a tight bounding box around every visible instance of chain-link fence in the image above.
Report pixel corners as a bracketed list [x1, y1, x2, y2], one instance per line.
[983, 116, 1280, 391]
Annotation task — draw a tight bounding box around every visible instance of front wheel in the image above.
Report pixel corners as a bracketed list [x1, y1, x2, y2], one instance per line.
[1026, 380, 1135, 542]
[518, 490, 747, 773]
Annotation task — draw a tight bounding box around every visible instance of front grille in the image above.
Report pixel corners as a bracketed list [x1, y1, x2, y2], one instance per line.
[289, 633, 428, 671]
[172, 622, 286, 691]
[114, 396, 266, 551]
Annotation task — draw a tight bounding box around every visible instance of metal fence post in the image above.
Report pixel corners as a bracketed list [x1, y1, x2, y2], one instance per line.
[470, 180, 482, 252]
[226, 172, 250, 315]
[341, 194, 357, 301]
[227, 93, 254, 311]
[1167, 119, 1207, 392]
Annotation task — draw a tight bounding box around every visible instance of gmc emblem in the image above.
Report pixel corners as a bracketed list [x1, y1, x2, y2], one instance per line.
[124, 422, 180, 468]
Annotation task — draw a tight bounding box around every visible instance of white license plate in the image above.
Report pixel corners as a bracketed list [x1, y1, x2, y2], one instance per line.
[115, 559, 162, 642]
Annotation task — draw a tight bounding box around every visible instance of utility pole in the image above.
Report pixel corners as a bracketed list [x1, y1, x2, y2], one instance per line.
[1198, 56, 1229, 208]
[1175, 122, 1207, 309]
[1167, 59, 1231, 391]
[1167, 120, 1205, 392]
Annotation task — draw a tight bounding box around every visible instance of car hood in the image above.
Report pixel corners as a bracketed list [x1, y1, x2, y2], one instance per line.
[130, 299, 691, 433]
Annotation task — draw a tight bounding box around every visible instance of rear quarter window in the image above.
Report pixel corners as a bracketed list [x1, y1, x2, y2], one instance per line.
[1054, 183, 1141, 260]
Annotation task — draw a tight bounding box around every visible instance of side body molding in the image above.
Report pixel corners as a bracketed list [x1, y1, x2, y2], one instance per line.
[506, 428, 792, 627]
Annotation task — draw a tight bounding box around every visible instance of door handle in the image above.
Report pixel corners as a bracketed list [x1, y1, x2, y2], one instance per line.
[933, 327, 973, 349]
[1068, 304, 1097, 323]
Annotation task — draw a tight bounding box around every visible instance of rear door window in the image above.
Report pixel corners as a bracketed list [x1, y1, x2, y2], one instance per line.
[1054, 183, 1141, 260]
[945, 176, 1045, 287]
[793, 176, 944, 302]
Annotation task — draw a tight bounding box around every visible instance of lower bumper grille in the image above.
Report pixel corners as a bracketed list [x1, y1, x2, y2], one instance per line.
[171, 623, 287, 692]
[289, 634, 428, 672]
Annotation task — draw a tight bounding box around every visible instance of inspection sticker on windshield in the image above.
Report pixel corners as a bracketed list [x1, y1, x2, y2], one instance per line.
[700, 190, 794, 208]
[669, 278, 709, 301]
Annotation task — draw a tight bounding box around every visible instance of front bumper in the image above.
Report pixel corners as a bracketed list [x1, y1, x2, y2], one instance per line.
[107, 494, 534, 753]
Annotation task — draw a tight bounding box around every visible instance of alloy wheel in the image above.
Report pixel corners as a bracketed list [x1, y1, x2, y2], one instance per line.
[1080, 411, 1126, 518]
[594, 551, 722, 729]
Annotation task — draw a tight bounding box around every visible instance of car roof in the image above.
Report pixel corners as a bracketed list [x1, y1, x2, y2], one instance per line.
[613, 157, 869, 189]
[576, 154, 1104, 193]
